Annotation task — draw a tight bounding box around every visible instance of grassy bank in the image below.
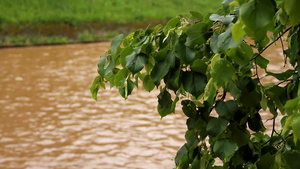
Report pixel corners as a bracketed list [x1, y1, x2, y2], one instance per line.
[0, 0, 222, 47]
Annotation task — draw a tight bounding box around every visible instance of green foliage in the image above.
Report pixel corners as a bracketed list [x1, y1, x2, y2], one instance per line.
[0, 0, 222, 24]
[91, 0, 300, 167]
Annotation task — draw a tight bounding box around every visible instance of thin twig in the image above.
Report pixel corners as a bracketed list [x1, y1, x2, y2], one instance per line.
[278, 33, 287, 67]
[250, 26, 293, 61]
[269, 117, 276, 145]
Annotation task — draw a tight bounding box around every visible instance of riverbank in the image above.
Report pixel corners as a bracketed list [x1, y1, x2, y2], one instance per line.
[0, 0, 222, 47]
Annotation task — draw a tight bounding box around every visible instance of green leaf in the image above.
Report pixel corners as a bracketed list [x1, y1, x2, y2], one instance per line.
[222, 0, 234, 14]
[185, 22, 209, 47]
[240, 0, 275, 33]
[211, 56, 236, 87]
[232, 20, 246, 44]
[287, 33, 300, 66]
[98, 54, 115, 77]
[225, 80, 241, 99]
[204, 78, 218, 105]
[190, 11, 203, 20]
[120, 46, 134, 67]
[151, 61, 170, 86]
[256, 153, 275, 169]
[292, 115, 300, 141]
[114, 69, 128, 88]
[228, 122, 250, 146]
[165, 67, 181, 92]
[181, 100, 197, 119]
[285, 97, 300, 115]
[283, 151, 300, 169]
[182, 71, 207, 98]
[157, 90, 173, 118]
[174, 41, 196, 64]
[267, 69, 294, 80]
[154, 46, 169, 62]
[190, 160, 201, 169]
[119, 79, 135, 99]
[209, 14, 234, 25]
[142, 74, 155, 92]
[125, 53, 148, 74]
[164, 17, 180, 33]
[284, 0, 300, 26]
[111, 34, 123, 55]
[213, 139, 237, 160]
[255, 55, 269, 70]
[210, 33, 220, 53]
[227, 42, 253, 67]
[191, 58, 208, 74]
[248, 113, 266, 132]
[175, 145, 188, 166]
[216, 100, 238, 119]
[217, 24, 239, 52]
[90, 75, 104, 100]
[240, 86, 261, 108]
[206, 117, 228, 137]
[267, 100, 278, 117]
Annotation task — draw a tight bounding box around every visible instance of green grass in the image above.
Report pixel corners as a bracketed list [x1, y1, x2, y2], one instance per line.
[0, 0, 222, 24]
[0, 0, 223, 46]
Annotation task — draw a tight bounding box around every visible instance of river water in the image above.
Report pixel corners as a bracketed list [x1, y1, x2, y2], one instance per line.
[0, 41, 286, 169]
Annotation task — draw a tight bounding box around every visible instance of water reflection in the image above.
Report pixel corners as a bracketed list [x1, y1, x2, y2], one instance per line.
[0, 41, 287, 168]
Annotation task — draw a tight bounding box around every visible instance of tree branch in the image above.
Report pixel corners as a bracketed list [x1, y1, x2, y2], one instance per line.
[250, 26, 293, 61]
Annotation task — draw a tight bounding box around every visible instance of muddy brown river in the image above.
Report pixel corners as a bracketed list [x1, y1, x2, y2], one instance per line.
[0, 42, 286, 169]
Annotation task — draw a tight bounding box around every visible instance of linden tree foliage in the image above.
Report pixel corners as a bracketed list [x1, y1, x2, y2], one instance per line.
[91, 0, 300, 168]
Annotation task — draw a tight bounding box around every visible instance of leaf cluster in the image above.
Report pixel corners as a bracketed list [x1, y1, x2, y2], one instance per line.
[91, 0, 300, 168]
